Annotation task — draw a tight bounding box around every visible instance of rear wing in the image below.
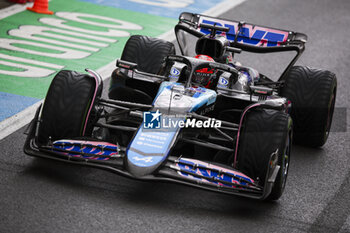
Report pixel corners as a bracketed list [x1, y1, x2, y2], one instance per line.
[174, 12, 308, 80]
[175, 12, 307, 53]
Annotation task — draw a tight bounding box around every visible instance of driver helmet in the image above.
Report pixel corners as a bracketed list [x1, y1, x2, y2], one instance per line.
[192, 54, 216, 87]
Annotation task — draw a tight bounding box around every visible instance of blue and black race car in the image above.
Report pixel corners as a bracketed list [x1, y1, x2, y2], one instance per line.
[24, 12, 337, 201]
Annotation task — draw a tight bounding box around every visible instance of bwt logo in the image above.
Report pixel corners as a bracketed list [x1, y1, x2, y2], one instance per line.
[199, 18, 289, 47]
[143, 110, 162, 129]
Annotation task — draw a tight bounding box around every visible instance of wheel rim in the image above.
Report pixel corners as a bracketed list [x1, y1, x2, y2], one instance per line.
[282, 129, 292, 189]
[325, 89, 336, 138]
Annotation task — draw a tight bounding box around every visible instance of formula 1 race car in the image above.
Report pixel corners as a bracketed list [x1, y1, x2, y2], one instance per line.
[24, 12, 337, 201]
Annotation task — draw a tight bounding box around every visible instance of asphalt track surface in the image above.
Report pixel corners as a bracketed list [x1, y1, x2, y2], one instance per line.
[1, 0, 349, 232]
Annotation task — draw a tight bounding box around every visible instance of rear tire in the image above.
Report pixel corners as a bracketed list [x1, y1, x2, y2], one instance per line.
[109, 35, 175, 102]
[38, 70, 98, 145]
[281, 66, 337, 147]
[120, 35, 175, 74]
[237, 109, 292, 200]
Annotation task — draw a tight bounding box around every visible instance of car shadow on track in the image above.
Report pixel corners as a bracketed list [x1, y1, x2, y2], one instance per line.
[21, 159, 272, 215]
[20, 143, 329, 222]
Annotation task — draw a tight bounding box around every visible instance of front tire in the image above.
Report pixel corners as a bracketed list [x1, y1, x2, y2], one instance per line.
[38, 70, 98, 145]
[237, 109, 292, 200]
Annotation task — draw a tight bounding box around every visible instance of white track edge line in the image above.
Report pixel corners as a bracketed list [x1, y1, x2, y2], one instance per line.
[0, 2, 33, 20]
[0, 0, 246, 140]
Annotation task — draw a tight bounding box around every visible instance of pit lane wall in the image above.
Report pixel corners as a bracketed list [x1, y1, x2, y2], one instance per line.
[0, 0, 241, 136]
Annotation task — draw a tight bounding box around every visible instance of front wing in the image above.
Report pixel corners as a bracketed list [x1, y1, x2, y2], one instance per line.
[24, 106, 279, 200]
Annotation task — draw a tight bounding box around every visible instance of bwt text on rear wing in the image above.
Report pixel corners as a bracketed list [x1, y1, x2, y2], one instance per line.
[176, 12, 307, 52]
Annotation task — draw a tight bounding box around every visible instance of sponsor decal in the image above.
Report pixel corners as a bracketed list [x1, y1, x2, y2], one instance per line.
[170, 67, 180, 76]
[169, 66, 180, 80]
[218, 77, 229, 86]
[132, 155, 153, 163]
[198, 16, 289, 47]
[52, 140, 119, 160]
[176, 158, 254, 187]
[127, 128, 176, 167]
